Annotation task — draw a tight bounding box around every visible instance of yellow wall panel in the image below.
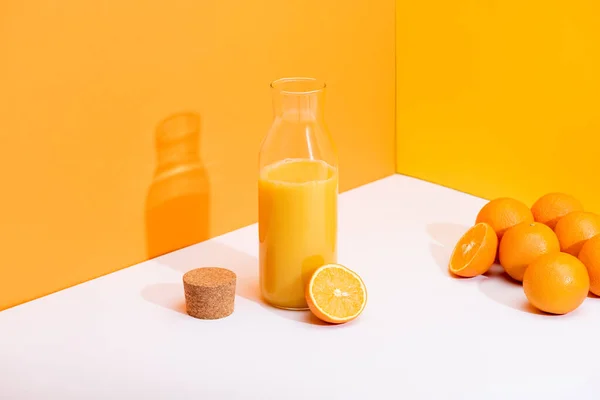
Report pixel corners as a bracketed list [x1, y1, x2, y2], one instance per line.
[396, 1, 600, 210]
[0, 0, 395, 310]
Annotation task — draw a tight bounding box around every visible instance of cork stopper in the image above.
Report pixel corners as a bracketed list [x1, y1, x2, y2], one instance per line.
[183, 267, 236, 319]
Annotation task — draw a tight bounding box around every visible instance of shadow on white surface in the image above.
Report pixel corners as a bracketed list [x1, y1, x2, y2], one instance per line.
[478, 265, 545, 315]
[427, 222, 469, 247]
[155, 241, 261, 303]
[427, 222, 469, 275]
[429, 242, 451, 275]
[141, 283, 187, 315]
[267, 309, 331, 326]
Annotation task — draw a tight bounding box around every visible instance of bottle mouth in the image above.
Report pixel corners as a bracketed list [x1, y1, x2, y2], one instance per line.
[270, 77, 326, 95]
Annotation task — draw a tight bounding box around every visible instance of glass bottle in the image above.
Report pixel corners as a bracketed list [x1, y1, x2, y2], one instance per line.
[258, 77, 338, 310]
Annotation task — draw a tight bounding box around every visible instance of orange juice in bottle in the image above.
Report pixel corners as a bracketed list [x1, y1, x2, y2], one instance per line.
[258, 78, 338, 310]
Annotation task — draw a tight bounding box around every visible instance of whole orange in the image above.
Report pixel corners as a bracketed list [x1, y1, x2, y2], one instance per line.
[499, 222, 560, 282]
[523, 252, 589, 315]
[531, 193, 583, 230]
[554, 211, 600, 256]
[578, 234, 600, 296]
[475, 197, 534, 240]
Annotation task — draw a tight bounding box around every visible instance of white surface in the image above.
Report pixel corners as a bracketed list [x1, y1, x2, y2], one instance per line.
[1, 174, 599, 400]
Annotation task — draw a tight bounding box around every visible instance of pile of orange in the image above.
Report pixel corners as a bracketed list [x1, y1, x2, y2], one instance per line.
[450, 192, 600, 315]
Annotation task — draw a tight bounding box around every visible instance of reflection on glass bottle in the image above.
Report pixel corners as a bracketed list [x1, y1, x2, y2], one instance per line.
[258, 77, 338, 310]
[145, 112, 210, 259]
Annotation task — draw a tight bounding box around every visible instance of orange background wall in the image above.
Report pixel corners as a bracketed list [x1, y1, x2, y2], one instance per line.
[0, 1, 395, 310]
[396, 1, 600, 212]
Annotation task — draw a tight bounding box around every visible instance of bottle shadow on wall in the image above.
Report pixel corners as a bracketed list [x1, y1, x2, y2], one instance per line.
[145, 112, 210, 259]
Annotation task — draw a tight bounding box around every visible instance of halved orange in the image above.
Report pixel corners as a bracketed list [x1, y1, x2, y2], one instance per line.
[449, 222, 498, 277]
[306, 264, 367, 324]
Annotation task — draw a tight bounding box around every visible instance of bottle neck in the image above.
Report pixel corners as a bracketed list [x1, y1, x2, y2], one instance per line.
[273, 92, 325, 121]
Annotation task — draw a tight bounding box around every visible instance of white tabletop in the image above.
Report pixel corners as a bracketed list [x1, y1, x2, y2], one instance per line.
[1, 175, 599, 400]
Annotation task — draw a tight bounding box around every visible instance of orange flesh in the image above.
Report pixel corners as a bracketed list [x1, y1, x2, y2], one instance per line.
[309, 265, 366, 320]
[450, 224, 485, 271]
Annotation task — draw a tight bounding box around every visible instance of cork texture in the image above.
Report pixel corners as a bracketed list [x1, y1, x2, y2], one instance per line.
[183, 267, 236, 320]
